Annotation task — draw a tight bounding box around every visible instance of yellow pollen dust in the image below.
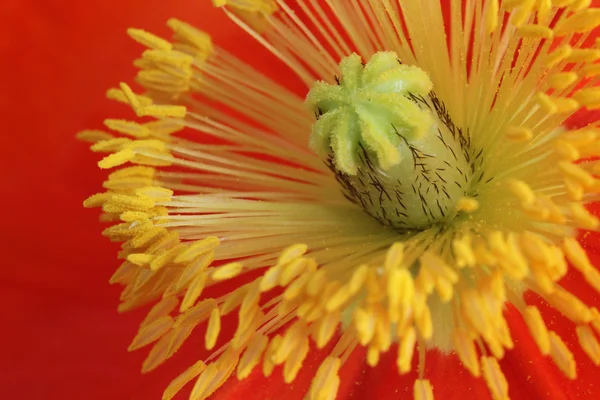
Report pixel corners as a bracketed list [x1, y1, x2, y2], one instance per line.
[80, 2, 600, 400]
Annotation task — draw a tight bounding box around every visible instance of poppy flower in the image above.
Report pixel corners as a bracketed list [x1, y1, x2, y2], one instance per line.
[29, 0, 600, 399]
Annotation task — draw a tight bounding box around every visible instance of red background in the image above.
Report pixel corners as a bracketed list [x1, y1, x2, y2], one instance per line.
[1, 1, 600, 399]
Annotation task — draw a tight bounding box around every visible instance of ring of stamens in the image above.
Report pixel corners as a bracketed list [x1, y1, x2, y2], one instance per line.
[80, 2, 600, 400]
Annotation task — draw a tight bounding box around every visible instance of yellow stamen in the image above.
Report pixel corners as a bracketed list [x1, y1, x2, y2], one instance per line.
[549, 331, 577, 379]
[523, 306, 551, 355]
[576, 325, 600, 365]
[212, 262, 244, 281]
[413, 379, 434, 400]
[481, 357, 509, 400]
[128, 28, 172, 51]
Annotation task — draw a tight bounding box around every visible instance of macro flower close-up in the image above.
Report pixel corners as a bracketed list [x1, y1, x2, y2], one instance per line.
[5, 0, 600, 399]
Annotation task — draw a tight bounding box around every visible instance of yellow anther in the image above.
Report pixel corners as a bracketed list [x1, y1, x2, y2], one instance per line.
[569, 0, 592, 11]
[280, 258, 311, 286]
[396, 326, 416, 374]
[260, 335, 280, 377]
[309, 357, 340, 400]
[549, 331, 577, 379]
[120, 211, 149, 222]
[545, 45, 573, 68]
[98, 148, 136, 169]
[163, 361, 207, 400]
[500, 0, 521, 9]
[135, 186, 174, 202]
[137, 104, 187, 118]
[146, 230, 179, 254]
[537, 0, 552, 23]
[453, 236, 476, 268]
[583, 267, 600, 294]
[144, 119, 186, 135]
[415, 303, 433, 340]
[486, 0, 500, 33]
[520, 232, 552, 265]
[547, 72, 578, 91]
[384, 242, 404, 271]
[315, 313, 338, 349]
[537, 92, 558, 113]
[273, 321, 306, 365]
[283, 272, 311, 301]
[109, 166, 156, 180]
[137, 69, 190, 93]
[554, 8, 600, 36]
[127, 253, 154, 266]
[573, 87, 600, 109]
[325, 285, 350, 312]
[179, 274, 208, 312]
[106, 88, 153, 106]
[277, 244, 308, 266]
[131, 226, 167, 248]
[421, 252, 459, 283]
[554, 139, 580, 161]
[499, 232, 529, 279]
[167, 19, 214, 60]
[481, 357, 509, 400]
[148, 245, 184, 271]
[566, 48, 600, 63]
[259, 265, 282, 292]
[104, 193, 156, 211]
[91, 138, 132, 153]
[563, 129, 599, 146]
[174, 236, 220, 263]
[547, 96, 580, 114]
[205, 307, 221, 350]
[83, 192, 112, 208]
[581, 64, 600, 78]
[523, 306, 551, 355]
[124, 139, 168, 153]
[461, 290, 493, 339]
[550, 287, 592, 323]
[212, 262, 244, 281]
[387, 269, 414, 321]
[565, 178, 584, 200]
[104, 119, 152, 138]
[570, 203, 599, 230]
[559, 162, 596, 188]
[306, 269, 327, 297]
[127, 28, 173, 51]
[576, 325, 600, 365]
[453, 329, 481, 377]
[142, 49, 194, 68]
[517, 24, 554, 38]
[133, 57, 154, 70]
[511, 0, 535, 27]
[354, 307, 376, 346]
[473, 242, 497, 265]
[348, 265, 369, 295]
[128, 314, 174, 351]
[76, 129, 114, 143]
[119, 82, 143, 111]
[213, 0, 277, 14]
[506, 126, 533, 142]
[456, 196, 479, 213]
[413, 379, 434, 400]
[552, 0, 577, 6]
[506, 179, 536, 206]
[237, 334, 268, 380]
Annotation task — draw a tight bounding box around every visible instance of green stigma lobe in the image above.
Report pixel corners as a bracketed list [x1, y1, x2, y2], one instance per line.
[305, 52, 434, 175]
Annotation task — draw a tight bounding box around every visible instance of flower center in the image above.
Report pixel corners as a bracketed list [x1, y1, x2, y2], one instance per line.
[306, 52, 482, 231]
